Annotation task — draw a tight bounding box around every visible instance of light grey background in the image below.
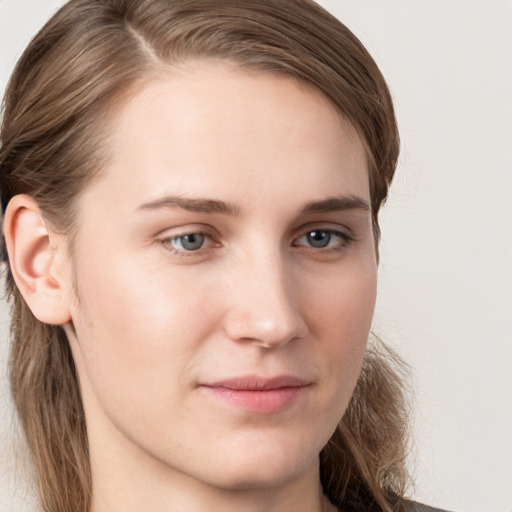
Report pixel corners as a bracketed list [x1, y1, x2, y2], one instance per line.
[1, 1, 511, 511]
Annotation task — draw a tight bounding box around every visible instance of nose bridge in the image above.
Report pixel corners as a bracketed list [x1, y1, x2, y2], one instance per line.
[224, 245, 306, 347]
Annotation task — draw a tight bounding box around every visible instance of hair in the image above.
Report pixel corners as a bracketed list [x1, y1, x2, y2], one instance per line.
[0, 1, 408, 511]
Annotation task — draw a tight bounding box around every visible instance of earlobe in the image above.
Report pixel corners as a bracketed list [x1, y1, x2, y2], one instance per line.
[3, 194, 72, 325]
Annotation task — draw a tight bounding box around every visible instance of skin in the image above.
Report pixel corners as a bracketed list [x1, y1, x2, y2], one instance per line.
[7, 62, 377, 512]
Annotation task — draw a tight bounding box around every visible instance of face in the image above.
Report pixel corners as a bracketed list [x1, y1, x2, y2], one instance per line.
[64, 62, 377, 493]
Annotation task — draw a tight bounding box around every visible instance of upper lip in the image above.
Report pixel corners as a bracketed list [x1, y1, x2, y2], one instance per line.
[202, 375, 310, 391]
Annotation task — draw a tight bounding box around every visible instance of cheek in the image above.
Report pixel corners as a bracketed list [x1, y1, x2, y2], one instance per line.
[69, 256, 218, 409]
[307, 260, 377, 389]
[309, 258, 377, 338]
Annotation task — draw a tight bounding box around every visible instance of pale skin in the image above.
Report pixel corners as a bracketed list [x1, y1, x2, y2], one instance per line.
[5, 62, 377, 512]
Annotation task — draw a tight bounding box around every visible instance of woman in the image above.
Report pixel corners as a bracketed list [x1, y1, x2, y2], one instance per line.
[0, 1, 447, 511]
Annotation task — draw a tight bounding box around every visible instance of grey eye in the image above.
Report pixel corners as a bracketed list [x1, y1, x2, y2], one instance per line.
[306, 230, 332, 248]
[173, 233, 205, 251]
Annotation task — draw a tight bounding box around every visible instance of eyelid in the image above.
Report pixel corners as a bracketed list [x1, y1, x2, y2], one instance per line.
[293, 222, 355, 241]
[291, 224, 356, 253]
[155, 222, 215, 237]
[293, 229, 349, 244]
[157, 225, 221, 256]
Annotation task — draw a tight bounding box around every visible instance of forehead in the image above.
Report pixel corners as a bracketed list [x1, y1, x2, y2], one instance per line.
[84, 62, 369, 213]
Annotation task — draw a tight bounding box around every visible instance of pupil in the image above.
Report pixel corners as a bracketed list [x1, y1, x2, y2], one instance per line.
[307, 230, 330, 248]
[181, 234, 204, 250]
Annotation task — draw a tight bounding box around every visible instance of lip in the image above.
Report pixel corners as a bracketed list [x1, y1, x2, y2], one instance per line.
[200, 375, 311, 413]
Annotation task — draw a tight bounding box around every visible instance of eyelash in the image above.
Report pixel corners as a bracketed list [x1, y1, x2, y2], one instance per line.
[160, 231, 214, 256]
[159, 227, 355, 257]
[292, 228, 354, 253]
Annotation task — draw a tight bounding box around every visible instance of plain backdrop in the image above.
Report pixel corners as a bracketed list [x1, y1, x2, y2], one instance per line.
[1, 1, 511, 511]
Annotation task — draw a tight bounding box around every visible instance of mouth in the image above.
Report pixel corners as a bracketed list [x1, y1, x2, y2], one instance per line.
[200, 375, 311, 413]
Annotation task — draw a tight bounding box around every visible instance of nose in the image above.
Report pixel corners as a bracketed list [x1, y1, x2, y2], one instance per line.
[222, 253, 308, 349]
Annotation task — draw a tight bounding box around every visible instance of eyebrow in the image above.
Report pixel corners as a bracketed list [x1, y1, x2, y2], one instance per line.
[137, 194, 370, 217]
[137, 196, 241, 216]
[299, 195, 371, 216]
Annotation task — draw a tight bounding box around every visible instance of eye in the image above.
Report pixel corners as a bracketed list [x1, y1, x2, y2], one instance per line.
[294, 228, 351, 250]
[304, 230, 332, 248]
[163, 232, 209, 252]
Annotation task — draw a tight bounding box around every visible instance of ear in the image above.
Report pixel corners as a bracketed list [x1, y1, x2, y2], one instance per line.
[3, 194, 72, 325]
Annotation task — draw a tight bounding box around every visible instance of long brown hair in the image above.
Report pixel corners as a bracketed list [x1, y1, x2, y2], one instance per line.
[0, 1, 408, 511]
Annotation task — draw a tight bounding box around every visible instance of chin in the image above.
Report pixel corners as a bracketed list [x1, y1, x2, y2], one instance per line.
[212, 462, 313, 491]
[199, 436, 321, 491]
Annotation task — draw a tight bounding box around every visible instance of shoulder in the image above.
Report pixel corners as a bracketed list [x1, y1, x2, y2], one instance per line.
[406, 502, 453, 512]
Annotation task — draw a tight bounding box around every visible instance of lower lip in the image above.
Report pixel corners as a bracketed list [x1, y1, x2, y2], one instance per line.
[201, 386, 307, 413]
